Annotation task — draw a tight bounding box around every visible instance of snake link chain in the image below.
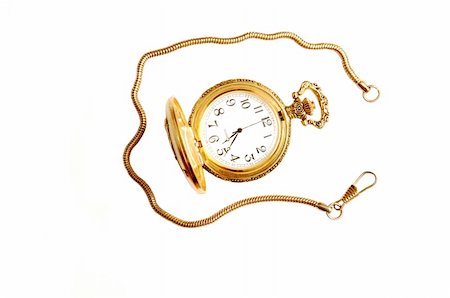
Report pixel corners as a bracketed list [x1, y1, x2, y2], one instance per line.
[124, 32, 376, 227]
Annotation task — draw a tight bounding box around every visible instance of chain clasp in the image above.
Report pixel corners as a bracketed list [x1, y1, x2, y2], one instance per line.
[326, 171, 377, 220]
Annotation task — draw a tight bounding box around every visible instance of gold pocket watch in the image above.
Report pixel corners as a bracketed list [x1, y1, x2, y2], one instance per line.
[124, 32, 380, 227]
[165, 79, 329, 193]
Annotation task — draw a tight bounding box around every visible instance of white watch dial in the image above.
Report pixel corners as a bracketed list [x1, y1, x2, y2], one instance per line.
[200, 91, 279, 169]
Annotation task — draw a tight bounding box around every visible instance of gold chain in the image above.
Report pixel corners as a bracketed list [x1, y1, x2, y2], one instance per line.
[124, 32, 377, 227]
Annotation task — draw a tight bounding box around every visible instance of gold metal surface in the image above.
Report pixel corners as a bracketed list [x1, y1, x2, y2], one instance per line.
[189, 79, 290, 182]
[362, 85, 380, 103]
[165, 97, 206, 193]
[123, 31, 378, 227]
[286, 81, 329, 128]
[326, 171, 377, 220]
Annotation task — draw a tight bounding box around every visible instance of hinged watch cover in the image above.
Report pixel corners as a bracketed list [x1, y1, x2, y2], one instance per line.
[165, 97, 206, 193]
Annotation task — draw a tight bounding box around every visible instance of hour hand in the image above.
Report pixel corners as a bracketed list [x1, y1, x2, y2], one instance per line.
[229, 133, 238, 147]
[222, 130, 238, 143]
[228, 128, 242, 147]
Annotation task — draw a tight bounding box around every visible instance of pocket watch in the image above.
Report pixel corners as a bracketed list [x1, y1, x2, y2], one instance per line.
[124, 31, 380, 227]
[165, 78, 329, 193]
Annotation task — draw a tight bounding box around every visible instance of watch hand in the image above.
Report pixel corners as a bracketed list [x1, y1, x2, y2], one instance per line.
[229, 133, 238, 147]
[241, 120, 263, 130]
[222, 132, 234, 143]
[222, 128, 242, 155]
[222, 128, 241, 143]
[228, 128, 242, 148]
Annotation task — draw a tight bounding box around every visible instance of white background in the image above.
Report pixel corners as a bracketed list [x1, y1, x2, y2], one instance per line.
[1, 0, 449, 297]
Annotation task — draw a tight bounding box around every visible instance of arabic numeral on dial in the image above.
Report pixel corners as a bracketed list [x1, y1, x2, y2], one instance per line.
[254, 105, 263, 113]
[261, 116, 272, 127]
[214, 108, 224, 116]
[217, 147, 230, 156]
[226, 99, 236, 106]
[240, 99, 251, 109]
[208, 120, 218, 127]
[209, 135, 219, 143]
[245, 154, 255, 162]
[256, 146, 266, 154]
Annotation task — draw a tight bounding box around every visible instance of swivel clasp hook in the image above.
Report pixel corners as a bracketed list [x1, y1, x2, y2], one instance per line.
[353, 171, 377, 196]
[326, 171, 377, 220]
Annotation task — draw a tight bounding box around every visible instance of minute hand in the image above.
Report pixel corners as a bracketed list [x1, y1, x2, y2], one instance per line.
[228, 133, 239, 147]
[222, 129, 239, 144]
[241, 120, 263, 130]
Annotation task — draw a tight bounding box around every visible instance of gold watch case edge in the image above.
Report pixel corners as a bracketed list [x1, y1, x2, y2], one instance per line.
[165, 97, 206, 193]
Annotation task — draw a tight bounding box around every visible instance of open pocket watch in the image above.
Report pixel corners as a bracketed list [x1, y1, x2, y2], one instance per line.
[165, 79, 329, 193]
[125, 32, 380, 227]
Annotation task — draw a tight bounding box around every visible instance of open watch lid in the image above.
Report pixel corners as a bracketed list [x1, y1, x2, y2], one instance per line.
[165, 97, 206, 193]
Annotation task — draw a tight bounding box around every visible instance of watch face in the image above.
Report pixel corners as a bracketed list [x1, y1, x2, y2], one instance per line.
[200, 90, 279, 169]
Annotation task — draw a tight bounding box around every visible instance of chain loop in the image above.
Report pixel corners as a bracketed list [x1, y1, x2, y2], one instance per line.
[363, 85, 380, 103]
[327, 203, 344, 220]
